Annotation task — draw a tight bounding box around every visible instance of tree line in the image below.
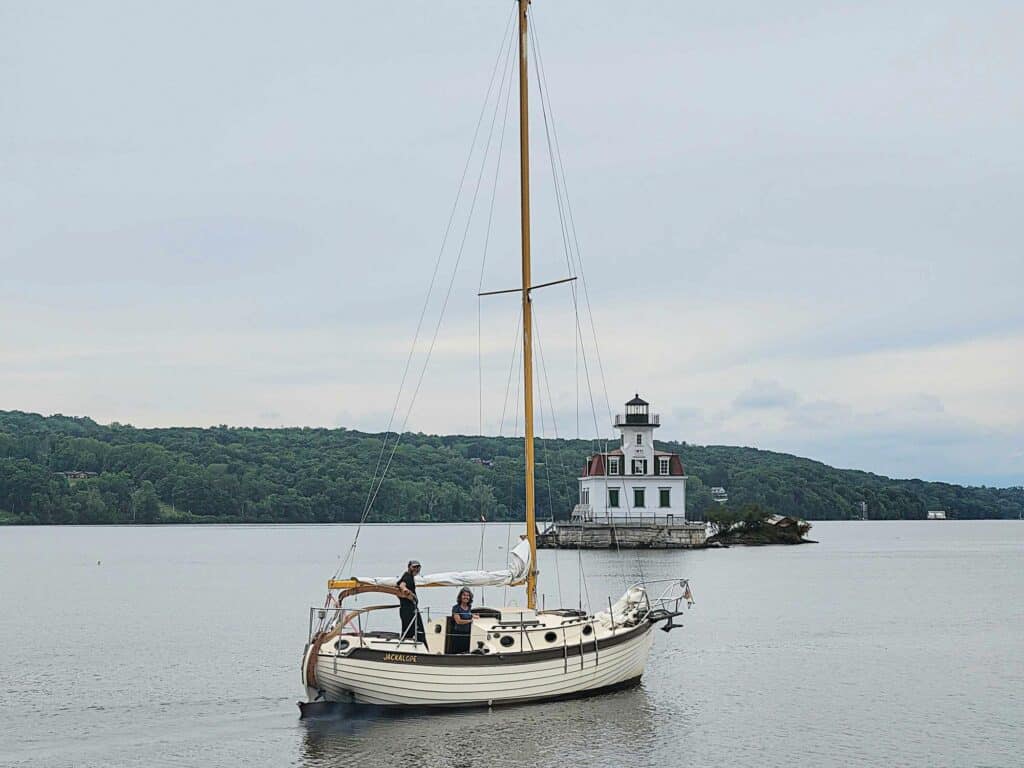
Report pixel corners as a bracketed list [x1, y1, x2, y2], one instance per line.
[0, 410, 1020, 525]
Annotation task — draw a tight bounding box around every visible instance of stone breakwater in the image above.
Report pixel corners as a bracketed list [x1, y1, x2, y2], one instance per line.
[537, 515, 815, 549]
[537, 521, 708, 549]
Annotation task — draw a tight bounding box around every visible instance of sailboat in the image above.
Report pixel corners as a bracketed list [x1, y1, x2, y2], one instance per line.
[299, 0, 693, 711]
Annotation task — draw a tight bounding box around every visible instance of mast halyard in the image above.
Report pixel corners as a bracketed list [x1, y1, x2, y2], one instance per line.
[518, 0, 538, 610]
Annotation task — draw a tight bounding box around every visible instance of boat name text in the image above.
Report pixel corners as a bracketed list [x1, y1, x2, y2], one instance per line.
[382, 653, 418, 663]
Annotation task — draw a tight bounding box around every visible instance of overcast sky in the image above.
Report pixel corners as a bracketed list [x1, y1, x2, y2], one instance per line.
[2, 1, 1021, 487]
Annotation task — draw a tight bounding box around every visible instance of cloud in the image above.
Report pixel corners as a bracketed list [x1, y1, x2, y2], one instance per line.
[1, 1, 1022, 486]
[734, 380, 800, 410]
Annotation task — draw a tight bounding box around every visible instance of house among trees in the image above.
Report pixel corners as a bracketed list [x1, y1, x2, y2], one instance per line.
[710, 486, 729, 505]
[59, 470, 98, 481]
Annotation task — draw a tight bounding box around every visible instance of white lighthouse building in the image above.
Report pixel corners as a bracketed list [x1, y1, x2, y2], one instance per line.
[574, 395, 687, 523]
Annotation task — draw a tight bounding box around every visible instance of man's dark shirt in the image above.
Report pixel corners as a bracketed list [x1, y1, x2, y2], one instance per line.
[397, 571, 417, 604]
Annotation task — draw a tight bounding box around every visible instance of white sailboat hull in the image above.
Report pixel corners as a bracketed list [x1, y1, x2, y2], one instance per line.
[309, 621, 655, 708]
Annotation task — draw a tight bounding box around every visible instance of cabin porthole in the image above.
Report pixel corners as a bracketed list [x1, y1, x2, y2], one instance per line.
[499, 635, 515, 648]
[544, 631, 558, 643]
[434, 624, 442, 634]
[582, 624, 593, 636]
[336, 639, 350, 650]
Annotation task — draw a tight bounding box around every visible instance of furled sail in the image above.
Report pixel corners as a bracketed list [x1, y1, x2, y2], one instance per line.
[330, 538, 531, 590]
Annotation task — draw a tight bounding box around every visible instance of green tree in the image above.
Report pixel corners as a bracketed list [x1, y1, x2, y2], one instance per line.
[132, 481, 160, 523]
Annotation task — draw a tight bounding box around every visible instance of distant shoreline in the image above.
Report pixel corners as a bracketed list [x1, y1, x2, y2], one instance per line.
[2, 410, 1021, 525]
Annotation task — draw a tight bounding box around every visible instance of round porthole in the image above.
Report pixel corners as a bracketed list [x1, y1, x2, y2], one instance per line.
[336, 639, 350, 650]
[582, 624, 593, 636]
[499, 635, 515, 648]
[544, 631, 558, 643]
[434, 624, 442, 633]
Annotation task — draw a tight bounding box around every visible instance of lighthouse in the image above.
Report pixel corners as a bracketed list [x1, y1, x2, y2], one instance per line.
[575, 395, 687, 523]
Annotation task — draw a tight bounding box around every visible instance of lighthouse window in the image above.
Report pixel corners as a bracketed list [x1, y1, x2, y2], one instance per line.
[581, 487, 590, 505]
[659, 488, 671, 508]
[635, 434, 642, 446]
[608, 488, 620, 508]
[659, 458, 670, 475]
[608, 457, 620, 475]
[631, 459, 647, 475]
[633, 488, 645, 508]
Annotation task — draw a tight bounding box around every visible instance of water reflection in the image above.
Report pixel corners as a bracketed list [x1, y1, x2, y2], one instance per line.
[298, 686, 658, 768]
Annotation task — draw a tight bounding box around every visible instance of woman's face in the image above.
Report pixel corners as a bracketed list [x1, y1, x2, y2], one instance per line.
[460, 592, 470, 605]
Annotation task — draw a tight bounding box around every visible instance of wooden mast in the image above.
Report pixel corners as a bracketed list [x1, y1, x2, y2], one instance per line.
[518, 0, 537, 610]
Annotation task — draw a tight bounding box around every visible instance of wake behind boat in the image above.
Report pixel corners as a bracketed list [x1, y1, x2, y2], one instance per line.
[299, 0, 695, 712]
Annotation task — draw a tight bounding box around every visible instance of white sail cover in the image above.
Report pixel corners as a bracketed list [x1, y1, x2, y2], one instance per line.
[594, 586, 647, 626]
[350, 538, 532, 588]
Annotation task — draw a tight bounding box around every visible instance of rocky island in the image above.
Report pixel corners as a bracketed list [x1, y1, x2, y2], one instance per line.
[705, 507, 815, 546]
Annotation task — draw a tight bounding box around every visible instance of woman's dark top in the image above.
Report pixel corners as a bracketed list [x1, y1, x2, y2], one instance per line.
[451, 604, 473, 635]
[397, 571, 417, 604]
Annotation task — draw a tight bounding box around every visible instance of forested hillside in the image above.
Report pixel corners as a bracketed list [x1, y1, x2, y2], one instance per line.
[0, 410, 1020, 524]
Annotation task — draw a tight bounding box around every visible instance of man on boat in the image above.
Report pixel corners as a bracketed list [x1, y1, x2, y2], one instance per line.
[397, 560, 426, 644]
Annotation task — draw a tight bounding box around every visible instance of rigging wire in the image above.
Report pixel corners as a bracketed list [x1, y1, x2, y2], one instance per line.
[498, 310, 523, 437]
[530, 13, 616, 431]
[335, 4, 518, 580]
[533, 306, 575, 610]
[474, 4, 520, 607]
[502, 328, 523, 608]
[526, 12, 604, 602]
[478, 13, 518, 439]
[530, 12, 642, 590]
[345, 12, 520, 580]
[527, 16, 605, 526]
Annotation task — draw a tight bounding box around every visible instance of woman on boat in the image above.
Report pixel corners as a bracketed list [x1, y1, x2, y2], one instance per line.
[450, 588, 477, 653]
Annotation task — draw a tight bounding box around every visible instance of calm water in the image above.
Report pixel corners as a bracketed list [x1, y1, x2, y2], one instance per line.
[1, 521, 1021, 768]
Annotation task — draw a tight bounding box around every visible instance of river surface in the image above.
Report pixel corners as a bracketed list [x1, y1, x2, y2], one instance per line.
[1, 521, 1021, 767]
